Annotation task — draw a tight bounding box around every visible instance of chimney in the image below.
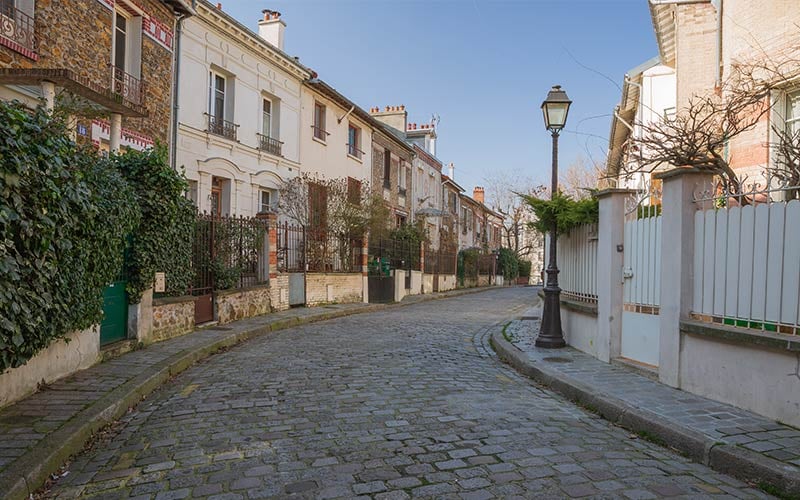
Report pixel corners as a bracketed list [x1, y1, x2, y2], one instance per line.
[258, 9, 286, 50]
[448, 162, 455, 179]
[370, 105, 407, 136]
[473, 186, 485, 204]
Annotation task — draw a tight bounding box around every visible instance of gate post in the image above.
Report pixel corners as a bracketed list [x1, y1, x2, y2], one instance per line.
[256, 211, 278, 281]
[596, 189, 636, 363]
[361, 233, 369, 303]
[655, 168, 713, 387]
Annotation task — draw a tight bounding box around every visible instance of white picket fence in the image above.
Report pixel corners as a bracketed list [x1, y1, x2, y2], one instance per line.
[623, 214, 662, 310]
[555, 223, 598, 302]
[692, 200, 800, 334]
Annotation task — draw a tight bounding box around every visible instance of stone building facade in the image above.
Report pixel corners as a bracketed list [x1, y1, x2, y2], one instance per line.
[0, 0, 192, 150]
[369, 106, 414, 228]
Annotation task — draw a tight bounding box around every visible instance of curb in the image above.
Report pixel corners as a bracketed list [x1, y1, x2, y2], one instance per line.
[490, 327, 800, 498]
[0, 286, 502, 500]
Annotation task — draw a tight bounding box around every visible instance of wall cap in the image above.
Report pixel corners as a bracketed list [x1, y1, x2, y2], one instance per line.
[653, 167, 714, 181]
[215, 284, 271, 297]
[153, 295, 195, 306]
[596, 188, 639, 199]
[680, 319, 800, 353]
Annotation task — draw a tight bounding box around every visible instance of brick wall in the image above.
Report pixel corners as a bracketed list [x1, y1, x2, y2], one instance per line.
[269, 274, 290, 312]
[675, 2, 717, 107]
[0, 0, 176, 143]
[151, 297, 194, 342]
[306, 273, 363, 306]
[372, 131, 413, 221]
[216, 286, 272, 325]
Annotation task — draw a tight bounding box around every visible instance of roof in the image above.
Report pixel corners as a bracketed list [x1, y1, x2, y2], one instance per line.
[441, 174, 464, 193]
[305, 79, 413, 153]
[162, 0, 195, 16]
[196, 0, 312, 79]
[606, 56, 660, 177]
[374, 123, 415, 155]
[413, 144, 442, 169]
[649, 1, 677, 67]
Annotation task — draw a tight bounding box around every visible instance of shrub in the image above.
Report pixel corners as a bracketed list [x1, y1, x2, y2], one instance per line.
[521, 191, 599, 235]
[0, 103, 139, 370]
[497, 247, 520, 281]
[116, 146, 195, 301]
[518, 260, 532, 278]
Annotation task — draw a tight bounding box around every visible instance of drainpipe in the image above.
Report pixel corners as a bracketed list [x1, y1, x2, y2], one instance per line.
[715, 0, 723, 88]
[170, 13, 186, 170]
[338, 105, 355, 124]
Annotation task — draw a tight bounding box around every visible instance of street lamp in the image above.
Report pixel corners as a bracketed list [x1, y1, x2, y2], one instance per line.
[536, 85, 572, 348]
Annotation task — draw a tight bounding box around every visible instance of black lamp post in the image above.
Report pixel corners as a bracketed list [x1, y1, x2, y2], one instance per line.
[536, 85, 572, 348]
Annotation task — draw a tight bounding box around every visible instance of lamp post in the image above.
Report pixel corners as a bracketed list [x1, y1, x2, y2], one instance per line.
[536, 85, 572, 348]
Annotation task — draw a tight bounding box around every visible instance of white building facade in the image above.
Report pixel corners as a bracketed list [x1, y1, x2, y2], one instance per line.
[176, 2, 310, 216]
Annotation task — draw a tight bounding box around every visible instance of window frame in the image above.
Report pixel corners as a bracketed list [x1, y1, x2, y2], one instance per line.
[786, 89, 800, 136]
[313, 101, 327, 141]
[383, 149, 391, 188]
[398, 160, 407, 192]
[262, 97, 273, 138]
[347, 123, 362, 159]
[209, 71, 227, 121]
[259, 189, 271, 214]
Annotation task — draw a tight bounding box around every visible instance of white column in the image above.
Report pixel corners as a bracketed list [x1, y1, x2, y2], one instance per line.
[41, 81, 56, 112]
[596, 189, 636, 363]
[109, 113, 122, 153]
[656, 168, 713, 387]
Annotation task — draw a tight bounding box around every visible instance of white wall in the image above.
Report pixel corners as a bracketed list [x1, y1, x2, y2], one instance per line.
[299, 89, 372, 183]
[177, 7, 306, 216]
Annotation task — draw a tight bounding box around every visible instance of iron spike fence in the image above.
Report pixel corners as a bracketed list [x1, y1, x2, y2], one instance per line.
[368, 237, 421, 275]
[423, 244, 457, 276]
[278, 221, 362, 273]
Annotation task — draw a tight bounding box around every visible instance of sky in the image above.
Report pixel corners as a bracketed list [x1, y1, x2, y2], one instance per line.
[221, 0, 658, 196]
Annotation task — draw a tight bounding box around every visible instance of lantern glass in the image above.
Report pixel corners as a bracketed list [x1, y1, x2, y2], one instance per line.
[540, 85, 572, 131]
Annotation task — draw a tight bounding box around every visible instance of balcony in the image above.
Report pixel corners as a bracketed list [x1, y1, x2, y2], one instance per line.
[0, 3, 36, 59]
[311, 125, 329, 141]
[110, 66, 143, 106]
[205, 113, 238, 141]
[347, 142, 364, 160]
[257, 133, 283, 157]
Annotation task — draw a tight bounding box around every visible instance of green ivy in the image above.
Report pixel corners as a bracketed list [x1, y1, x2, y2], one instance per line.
[116, 147, 195, 301]
[0, 102, 139, 370]
[521, 191, 599, 235]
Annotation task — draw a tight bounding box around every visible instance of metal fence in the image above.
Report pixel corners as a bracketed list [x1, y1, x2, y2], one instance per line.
[192, 213, 270, 292]
[277, 222, 362, 273]
[423, 245, 457, 275]
[547, 223, 599, 303]
[368, 237, 421, 275]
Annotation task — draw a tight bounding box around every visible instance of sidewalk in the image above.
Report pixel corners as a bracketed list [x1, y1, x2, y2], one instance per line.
[0, 286, 494, 500]
[491, 309, 800, 498]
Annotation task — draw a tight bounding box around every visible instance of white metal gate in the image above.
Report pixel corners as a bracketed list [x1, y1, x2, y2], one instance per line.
[621, 207, 662, 368]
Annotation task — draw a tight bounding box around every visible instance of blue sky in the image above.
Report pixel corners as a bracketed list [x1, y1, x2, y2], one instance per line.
[221, 0, 657, 193]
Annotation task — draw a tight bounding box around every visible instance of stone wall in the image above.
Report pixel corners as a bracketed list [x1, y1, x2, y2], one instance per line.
[216, 286, 271, 325]
[306, 273, 363, 306]
[0, 0, 176, 143]
[478, 275, 490, 287]
[0, 327, 99, 409]
[422, 273, 434, 294]
[371, 131, 413, 219]
[439, 274, 457, 292]
[151, 297, 195, 343]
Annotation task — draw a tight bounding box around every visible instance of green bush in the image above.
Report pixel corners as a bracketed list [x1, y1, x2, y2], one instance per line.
[518, 260, 532, 278]
[457, 248, 480, 285]
[521, 191, 599, 235]
[117, 147, 194, 301]
[497, 247, 519, 281]
[0, 103, 139, 370]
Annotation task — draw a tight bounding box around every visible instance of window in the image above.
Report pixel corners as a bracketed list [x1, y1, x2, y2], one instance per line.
[449, 192, 458, 214]
[262, 98, 272, 138]
[348, 124, 362, 159]
[209, 73, 226, 120]
[110, 10, 142, 104]
[309, 182, 328, 229]
[259, 190, 271, 213]
[207, 72, 236, 139]
[398, 160, 407, 193]
[187, 180, 198, 206]
[113, 11, 127, 73]
[347, 177, 361, 205]
[383, 149, 391, 188]
[211, 176, 224, 217]
[396, 214, 406, 227]
[787, 90, 800, 136]
[313, 102, 327, 141]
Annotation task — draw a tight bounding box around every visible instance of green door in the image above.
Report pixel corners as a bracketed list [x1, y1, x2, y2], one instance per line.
[101, 280, 128, 345]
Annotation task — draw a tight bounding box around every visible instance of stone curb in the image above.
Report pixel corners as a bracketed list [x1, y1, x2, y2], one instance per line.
[0, 286, 501, 500]
[490, 327, 800, 498]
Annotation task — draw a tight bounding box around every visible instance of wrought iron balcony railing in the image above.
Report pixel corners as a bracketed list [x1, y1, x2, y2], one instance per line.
[0, 3, 36, 55]
[110, 66, 143, 106]
[257, 133, 283, 156]
[205, 113, 238, 141]
[347, 143, 364, 160]
[312, 125, 329, 141]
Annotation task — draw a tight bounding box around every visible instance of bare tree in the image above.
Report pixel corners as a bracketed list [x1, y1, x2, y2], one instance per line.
[622, 58, 800, 203]
[560, 156, 603, 199]
[484, 171, 546, 260]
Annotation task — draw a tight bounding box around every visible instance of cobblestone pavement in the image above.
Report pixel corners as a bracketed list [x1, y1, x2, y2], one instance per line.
[45, 288, 770, 499]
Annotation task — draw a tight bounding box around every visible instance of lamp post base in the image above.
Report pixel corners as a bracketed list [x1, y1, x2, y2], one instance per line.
[535, 285, 566, 348]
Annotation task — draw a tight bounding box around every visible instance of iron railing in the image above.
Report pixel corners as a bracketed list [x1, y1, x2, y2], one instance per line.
[347, 143, 364, 159]
[0, 3, 36, 54]
[311, 125, 329, 141]
[423, 244, 457, 275]
[277, 221, 361, 273]
[368, 237, 421, 276]
[257, 133, 283, 156]
[206, 113, 238, 141]
[110, 66, 143, 105]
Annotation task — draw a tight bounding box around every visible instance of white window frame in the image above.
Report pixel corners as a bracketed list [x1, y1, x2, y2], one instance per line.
[111, 9, 142, 79]
[259, 189, 272, 213]
[786, 89, 800, 136]
[209, 70, 227, 120]
[262, 97, 273, 138]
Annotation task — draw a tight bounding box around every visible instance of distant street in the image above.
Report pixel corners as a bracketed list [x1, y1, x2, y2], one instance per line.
[46, 288, 767, 499]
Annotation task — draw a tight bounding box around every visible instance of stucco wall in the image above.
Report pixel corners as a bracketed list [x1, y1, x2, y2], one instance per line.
[407, 271, 423, 295]
[151, 297, 195, 343]
[439, 274, 457, 292]
[216, 286, 272, 324]
[269, 274, 290, 311]
[0, 327, 99, 409]
[422, 273, 434, 294]
[561, 302, 598, 358]
[679, 332, 800, 427]
[306, 273, 363, 306]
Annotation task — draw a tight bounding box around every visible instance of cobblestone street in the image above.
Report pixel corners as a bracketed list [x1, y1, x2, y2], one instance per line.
[45, 288, 769, 499]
